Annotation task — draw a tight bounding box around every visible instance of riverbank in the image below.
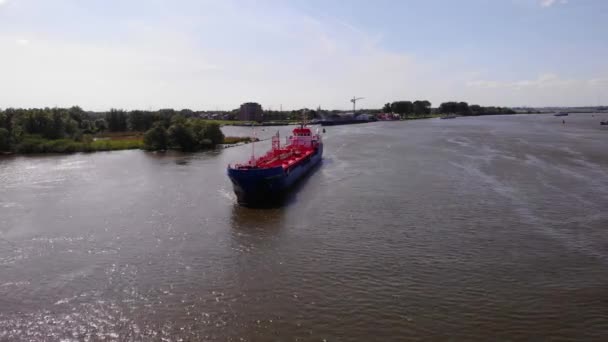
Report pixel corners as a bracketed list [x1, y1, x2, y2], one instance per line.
[7, 134, 144, 154]
[0, 133, 254, 155]
[402, 114, 442, 120]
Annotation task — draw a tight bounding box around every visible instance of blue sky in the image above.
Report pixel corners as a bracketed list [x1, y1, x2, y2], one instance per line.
[1, 0, 607, 110]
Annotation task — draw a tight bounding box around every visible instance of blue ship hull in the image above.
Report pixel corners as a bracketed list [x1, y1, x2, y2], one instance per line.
[228, 144, 323, 205]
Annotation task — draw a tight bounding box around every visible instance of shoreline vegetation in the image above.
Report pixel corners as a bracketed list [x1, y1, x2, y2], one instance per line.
[0, 134, 256, 155]
[1, 102, 517, 154]
[382, 101, 516, 117]
[0, 107, 260, 155]
[0, 131, 256, 155]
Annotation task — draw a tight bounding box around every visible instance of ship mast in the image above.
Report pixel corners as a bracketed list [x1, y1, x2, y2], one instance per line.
[250, 124, 256, 165]
[301, 109, 308, 128]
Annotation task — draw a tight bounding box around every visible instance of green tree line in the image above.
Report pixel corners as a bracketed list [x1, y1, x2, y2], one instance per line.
[381, 100, 515, 117]
[143, 116, 224, 152]
[382, 100, 432, 117]
[0, 107, 224, 153]
[437, 102, 515, 115]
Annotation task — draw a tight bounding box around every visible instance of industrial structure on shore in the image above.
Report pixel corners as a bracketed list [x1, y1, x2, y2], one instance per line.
[239, 102, 263, 121]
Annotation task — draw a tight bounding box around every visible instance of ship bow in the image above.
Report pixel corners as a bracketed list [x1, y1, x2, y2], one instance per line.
[227, 166, 286, 205]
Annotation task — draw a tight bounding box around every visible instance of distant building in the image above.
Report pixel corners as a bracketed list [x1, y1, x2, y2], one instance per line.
[239, 102, 263, 122]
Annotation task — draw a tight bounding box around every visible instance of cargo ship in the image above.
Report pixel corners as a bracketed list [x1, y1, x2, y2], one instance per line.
[227, 125, 323, 205]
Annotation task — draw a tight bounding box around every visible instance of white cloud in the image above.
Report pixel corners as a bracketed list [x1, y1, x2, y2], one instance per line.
[0, 4, 438, 111]
[466, 73, 607, 90]
[540, 0, 567, 7]
[0, 31, 225, 110]
[0, 1, 602, 109]
[465, 74, 608, 106]
[541, 0, 557, 7]
[589, 78, 608, 87]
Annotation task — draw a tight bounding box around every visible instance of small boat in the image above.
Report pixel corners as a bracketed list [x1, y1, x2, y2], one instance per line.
[554, 112, 569, 117]
[440, 115, 457, 119]
[227, 125, 323, 205]
[601, 121, 608, 126]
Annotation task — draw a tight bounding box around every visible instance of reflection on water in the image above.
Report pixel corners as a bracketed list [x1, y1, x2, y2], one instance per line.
[1, 114, 608, 340]
[175, 157, 191, 165]
[229, 205, 286, 256]
[231, 205, 286, 229]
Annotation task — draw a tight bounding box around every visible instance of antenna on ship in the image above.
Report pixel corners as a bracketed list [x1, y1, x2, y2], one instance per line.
[300, 109, 308, 128]
[350, 96, 364, 116]
[250, 124, 256, 165]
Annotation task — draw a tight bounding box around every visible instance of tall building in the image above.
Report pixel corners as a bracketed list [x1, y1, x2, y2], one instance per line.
[239, 102, 263, 122]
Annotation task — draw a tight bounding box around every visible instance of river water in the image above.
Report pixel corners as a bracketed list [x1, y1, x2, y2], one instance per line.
[1, 114, 608, 341]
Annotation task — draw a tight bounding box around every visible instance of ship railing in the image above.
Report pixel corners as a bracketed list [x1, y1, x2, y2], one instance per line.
[232, 163, 258, 169]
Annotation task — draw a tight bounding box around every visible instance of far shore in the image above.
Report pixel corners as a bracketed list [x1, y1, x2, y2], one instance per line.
[3, 112, 606, 156]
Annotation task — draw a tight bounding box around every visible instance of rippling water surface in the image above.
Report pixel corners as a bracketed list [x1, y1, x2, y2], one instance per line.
[1, 114, 608, 340]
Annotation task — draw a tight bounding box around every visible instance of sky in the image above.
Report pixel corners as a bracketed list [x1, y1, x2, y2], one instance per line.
[1, 0, 607, 111]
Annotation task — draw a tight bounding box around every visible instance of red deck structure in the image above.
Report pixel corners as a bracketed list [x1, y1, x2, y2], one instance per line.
[234, 126, 322, 170]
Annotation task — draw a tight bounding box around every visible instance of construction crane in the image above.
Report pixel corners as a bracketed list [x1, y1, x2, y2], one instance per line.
[350, 96, 364, 116]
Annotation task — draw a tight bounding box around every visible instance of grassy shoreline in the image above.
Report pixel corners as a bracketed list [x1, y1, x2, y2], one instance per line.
[401, 114, 443, 120]
[222, 136, 256, 145]
[1, 133, 255, 155]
